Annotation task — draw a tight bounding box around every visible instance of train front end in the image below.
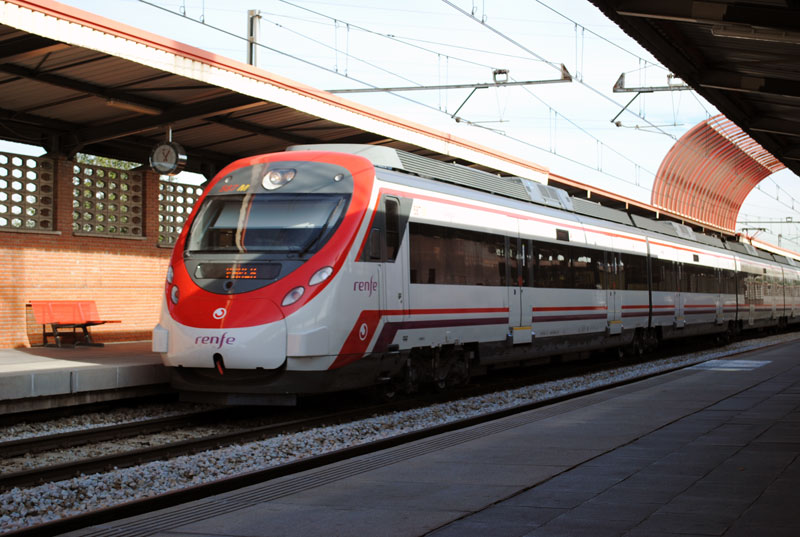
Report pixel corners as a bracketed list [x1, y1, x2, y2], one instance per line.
[152, 150, 374, 405]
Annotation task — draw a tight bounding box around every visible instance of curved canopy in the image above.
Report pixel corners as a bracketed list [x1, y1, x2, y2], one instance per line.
[651, 115, 785, 232]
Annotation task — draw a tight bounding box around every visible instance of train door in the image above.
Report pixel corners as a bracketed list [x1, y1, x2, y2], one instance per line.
[379, 197, 409, 322]
[508, 237, 531, 344]
[675, 263, 686, 328]
[715, 268, 724, 324]
[606, 251, 623, 334]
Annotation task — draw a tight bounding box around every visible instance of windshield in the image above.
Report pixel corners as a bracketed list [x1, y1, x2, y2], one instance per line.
[186, 193, 349, 254]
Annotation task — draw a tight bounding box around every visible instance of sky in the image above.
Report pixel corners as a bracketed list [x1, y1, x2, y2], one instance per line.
[5, 0, 800, 248]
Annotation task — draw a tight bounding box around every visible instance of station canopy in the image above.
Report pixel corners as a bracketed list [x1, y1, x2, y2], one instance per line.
[0, 0, 549, 186]
[590, 1, 800, 182]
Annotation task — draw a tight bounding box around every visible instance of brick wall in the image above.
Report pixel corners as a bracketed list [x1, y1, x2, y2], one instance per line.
[1, 157, 175, 348]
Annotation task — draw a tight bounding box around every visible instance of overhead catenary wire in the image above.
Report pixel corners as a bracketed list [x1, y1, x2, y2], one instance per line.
[273, 0, 661, 188]
[441, 0, 676, 140]
[136, 0, 452, 118]
[135, 0, 794, 212]
[534, 0, 667, 72]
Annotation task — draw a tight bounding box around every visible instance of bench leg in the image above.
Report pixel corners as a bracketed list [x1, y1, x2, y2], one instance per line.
[47, 324, 62, 348]
[76, 325, 104, 347]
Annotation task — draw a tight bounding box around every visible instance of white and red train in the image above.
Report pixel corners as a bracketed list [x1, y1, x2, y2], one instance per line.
[152, 144, 800, 405]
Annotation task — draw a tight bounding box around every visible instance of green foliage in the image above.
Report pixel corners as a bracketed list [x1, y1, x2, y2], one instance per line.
[75, 153, 140, 170]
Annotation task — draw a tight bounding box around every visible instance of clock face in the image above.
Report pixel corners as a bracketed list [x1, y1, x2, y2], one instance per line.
[150, 142, 186, 175]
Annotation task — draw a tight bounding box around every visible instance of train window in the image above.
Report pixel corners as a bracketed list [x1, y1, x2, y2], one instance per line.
[620, 252, 649, 291]
[556, 229, 569, 242]
[506, 237, 517, 287]
[409, 223, 504, 286]
[186, 193, 348, 254]
[651, 258, 678, 292]
[681, 263, 719, 294]
[522, 240, 533, 287]
[571, 246, 601, 289]
[359, 195, 411, 263]
[385, 198, 400, 261]
[366, 228, 382, 261]
[720, 269, 737, 294]
[533, 241, 570, 288]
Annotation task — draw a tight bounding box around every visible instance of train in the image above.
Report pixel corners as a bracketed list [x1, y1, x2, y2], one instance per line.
[152, 144, 800, 405]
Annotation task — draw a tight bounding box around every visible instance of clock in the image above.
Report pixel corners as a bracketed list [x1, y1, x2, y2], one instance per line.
[149, 141, 187, 175]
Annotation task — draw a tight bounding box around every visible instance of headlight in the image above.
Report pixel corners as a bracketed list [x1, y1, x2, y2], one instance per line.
[166, 265, 174, 284]
[170, 285, 180, 305]
[309, 266, 333, 286]
[262, 169, 296, 190]
[282, 286, 305, 306]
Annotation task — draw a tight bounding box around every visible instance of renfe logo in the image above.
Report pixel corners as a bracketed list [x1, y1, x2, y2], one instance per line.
[195, 332, 236, 349]
[354, 276, 378, 297]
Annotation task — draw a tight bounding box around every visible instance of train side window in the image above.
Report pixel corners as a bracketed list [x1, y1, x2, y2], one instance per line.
[360, 195, 410, 263]
[505, 237, 517, 287]
[620, 252, 648, 291]
[385, 197, 400, 261]
[522, 240, 533, 287]
[409, 222, 504, 286]
[366, 228, 382, 261]
[572, 246, 600, 289]
[651, 258, 678, 292]
[683, 262, 719, 293]
[533, 241, 570, 288]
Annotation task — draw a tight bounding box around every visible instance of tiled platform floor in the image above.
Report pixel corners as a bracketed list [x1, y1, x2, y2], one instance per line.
[66, 339, 800, 537]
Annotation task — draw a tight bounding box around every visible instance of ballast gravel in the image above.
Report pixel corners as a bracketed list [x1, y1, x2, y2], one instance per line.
[1, 333, 798, 533]
[0, 403, 210, 443]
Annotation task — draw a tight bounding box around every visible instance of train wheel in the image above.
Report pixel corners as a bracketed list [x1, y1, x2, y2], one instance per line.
[628, 330, 645, 359]
[403, 356, 422, 395]
[374, 380, 401, 402]
[449, 353, 470, 387]
[433, 347, 469, 391]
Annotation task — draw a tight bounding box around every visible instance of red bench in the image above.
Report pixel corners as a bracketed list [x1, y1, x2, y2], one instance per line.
[29, 300, 121, 347]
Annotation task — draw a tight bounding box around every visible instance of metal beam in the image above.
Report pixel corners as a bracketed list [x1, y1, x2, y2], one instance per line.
[616, 1, 800, 32]
[207, 116, 318, 146]
[784, 145, 800, 161]
[0, 63, 166, 114]
[699, 70, 800, 98]
[67, 94, 263, 148]
[0, 105, 78, 152]
[750, 118, 800, 138]
[0, 35, 68, 62]
[612, 72, 691, 93]
[329, 66, 572, 94]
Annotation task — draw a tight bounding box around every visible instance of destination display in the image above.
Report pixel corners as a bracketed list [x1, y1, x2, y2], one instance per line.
[195, 263, 280, 280]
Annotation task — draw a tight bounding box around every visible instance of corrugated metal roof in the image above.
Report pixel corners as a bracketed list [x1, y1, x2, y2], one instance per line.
[651, 115, 785, 232]
[396, 150, 532, 202]
[571, 197, 632, 226]
[693, 233, 726, 249]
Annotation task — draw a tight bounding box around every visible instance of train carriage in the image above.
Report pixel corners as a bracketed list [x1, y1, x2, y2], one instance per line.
[153, 144, 799, 405]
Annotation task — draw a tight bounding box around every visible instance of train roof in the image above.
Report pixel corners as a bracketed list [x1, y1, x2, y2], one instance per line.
[288, 144, 798, 269]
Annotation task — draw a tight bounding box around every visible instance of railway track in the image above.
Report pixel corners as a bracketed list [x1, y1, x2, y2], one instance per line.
[2, 331, 796, 536]
[1, 362, 665, 537]
[0, 394, 180, 429]
[0, 343, 656, 492]
[0, 409, 231, 459]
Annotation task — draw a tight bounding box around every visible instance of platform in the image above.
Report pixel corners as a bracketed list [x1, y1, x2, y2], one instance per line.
[0, 342, 169, 415]
[65, 339, 800, 537]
